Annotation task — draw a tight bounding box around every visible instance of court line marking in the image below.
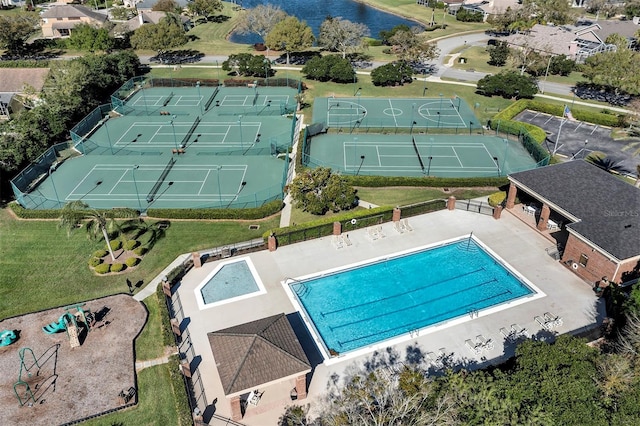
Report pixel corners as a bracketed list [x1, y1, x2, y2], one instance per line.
[450, 147, 464, 168]
[109, 170, 128, 195]
[198, 170, 211, 195]
[388, 99, 399, 127]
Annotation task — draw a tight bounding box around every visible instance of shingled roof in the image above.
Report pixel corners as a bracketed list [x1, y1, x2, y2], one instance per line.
[208, 314, 311, 396]
[40, 4, 108, 23]
[0, 68, 49, 93]
[509, 160, 640, 261]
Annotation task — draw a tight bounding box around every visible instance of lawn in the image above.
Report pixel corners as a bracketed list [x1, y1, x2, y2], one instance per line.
[82, 364, 179, 426]
[0, 207, 279, 318]
[355, 186, 498, 206]
[135, 292, 166, 361]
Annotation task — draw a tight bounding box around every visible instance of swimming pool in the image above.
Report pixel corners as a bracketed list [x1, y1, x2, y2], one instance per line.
[285, 236, 543, 359]
[194, 258, 266, 310]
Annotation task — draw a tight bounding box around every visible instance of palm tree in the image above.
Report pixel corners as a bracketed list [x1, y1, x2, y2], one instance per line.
[58, 201, 138, 261]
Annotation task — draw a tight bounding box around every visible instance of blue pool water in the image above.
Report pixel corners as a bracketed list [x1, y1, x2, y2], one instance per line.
[290, 238, 535, 354]
[200, 260, 259, 304]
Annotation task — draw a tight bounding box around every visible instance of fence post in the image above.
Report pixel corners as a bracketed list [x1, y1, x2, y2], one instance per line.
[447, 196, 456, 210]
[493, 205, 503, 220]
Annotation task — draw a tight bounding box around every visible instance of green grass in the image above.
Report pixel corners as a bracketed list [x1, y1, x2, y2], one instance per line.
[135, 292, 165, 361]
[82, 364, 179, 426]
[0, 208, 279, 318]
[355, 186, 498, 206]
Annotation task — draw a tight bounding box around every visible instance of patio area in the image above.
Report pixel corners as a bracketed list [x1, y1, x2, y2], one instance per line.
[174, 208, 605, 425]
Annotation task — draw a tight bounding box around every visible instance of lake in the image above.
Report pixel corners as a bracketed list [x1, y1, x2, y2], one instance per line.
[228, 0, 421, 45]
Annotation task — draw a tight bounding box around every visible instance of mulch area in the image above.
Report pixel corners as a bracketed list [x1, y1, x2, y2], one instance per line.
[0, 294, 147, 425]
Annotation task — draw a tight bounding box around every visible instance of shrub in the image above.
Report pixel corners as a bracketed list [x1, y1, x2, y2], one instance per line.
[488, 191, 507, 207]
[109, 240, 122, 251]
[124, 240, 139, 250]
[93, 249, 109, 258]
[94, 263, 111, 274]
[371, 61, 413, 86]
[146, 199, 283, 219]
[88, 257, 103, 267]
[134, 246, 148, 256]
[477, 71, 538, 99]
[125, 257, 140, 267]
[110, 263, 126, 273]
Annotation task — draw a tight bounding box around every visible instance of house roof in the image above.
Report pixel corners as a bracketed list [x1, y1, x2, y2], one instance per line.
[591, 19, 640, 40]
[506, 24, 580, 55]
[40, 4, 108, 23]
[509, 160, 640, 261]
[135, 0, 189, 10]
[121, 11, 190, 32]
[208, 313, 311, 396]
[0, 68, 50, 93]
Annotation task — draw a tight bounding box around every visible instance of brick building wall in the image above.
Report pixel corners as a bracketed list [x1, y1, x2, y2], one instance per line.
[561, 233, 636, 284]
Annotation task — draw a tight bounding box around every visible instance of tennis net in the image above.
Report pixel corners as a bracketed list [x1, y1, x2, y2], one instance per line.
[181, 116, 201, 146]
[146, 157, 176, 202]
[412, 137, 425, 172]
[204, 86, 220, 111]
[162, 92, 174, 107]
[252, 90, 259, 106]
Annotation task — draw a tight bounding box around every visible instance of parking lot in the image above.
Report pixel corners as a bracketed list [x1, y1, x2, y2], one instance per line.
[516, 110, 639, 177]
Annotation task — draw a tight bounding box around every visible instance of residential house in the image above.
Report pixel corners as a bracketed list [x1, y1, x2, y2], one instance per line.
[40, 4, 108, 38]
[115, 10, 191, 36]
[128, 0, 189, 11]
[0, 68, 50, 120]
[459, 0, 522, 21]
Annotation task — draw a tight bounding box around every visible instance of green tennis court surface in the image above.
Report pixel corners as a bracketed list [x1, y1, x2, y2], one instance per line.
[304, 134, 538, 177]
[312, 96, 479, 131]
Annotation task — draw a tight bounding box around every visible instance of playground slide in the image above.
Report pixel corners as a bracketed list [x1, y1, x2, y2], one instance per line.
[42, 314, 71, 334]
[0, 329, 17, 346]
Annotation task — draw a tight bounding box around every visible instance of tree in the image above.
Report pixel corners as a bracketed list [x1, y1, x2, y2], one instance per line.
[624, 1, 640, 19]
[476, 70, 538, 98]
[58, 201, 138, 261]
[487, 41, 509, 66]
[521, 0, 573, 25]
[379, 24, 411, 45]
[302, 55, 355, 83]
[371, 61, 414, 86]
[130, 14, 188, 53]
[186, 0, 223, 20]
[152, 0, 180, 12]
[486, 7, 522, 32]
[235, 4, 287, 50]
[110, 6, 135, 21]
[388, 29, 439, 63]
[288, 167, 356, 215]
[582, 49, 640, 95]
[456, 8, 484, 22]
[318, 17, 370, 59]
[265, 17, 314, 65]
[67, 24, 115, 52]
[549, 54, 575, 76]
[0, 132, 26, 173]
[222, 53, 272, 77]
[605, 33, 629, 50]
[0, 12, 40, 52]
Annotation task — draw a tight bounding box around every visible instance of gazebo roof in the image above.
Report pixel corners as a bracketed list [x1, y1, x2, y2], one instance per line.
[208, 313, 311, 396]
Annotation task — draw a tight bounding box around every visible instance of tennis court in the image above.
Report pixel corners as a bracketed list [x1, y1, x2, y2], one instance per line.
[304, 133, 538, 177]
[312, 96, 479, 131]
[13, 79, 301, 210]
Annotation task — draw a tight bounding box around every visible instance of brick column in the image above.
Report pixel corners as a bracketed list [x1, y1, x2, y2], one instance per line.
[447, 196, 456, 211]
[537, 204, 550, 231]
[333, 221, 342, 235]
[493, 205, 503, 220]
[268, 234, 277, 251]
[505, 183, 517, 209]
[162, 280, 171, 297]
[230, 396, 242, 421]
[295, 375, 307, 400]
[170, 318, 181, 336]
[392, 207, 401, 222]
[192, 252, 202, 268]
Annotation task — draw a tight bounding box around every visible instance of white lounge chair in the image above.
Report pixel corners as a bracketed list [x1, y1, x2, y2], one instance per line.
[332, 235, 343, 249]
[393, 221, 404, 234]
[342, 234, 352, 246]
[476, 335, 494, 351]
[466, 339, 482, 355]
[366, 227, 379, 241]
[511, 323, 529, 338]
[376, 225, 386, 238]
[500, 327, 516, 343]
[401, 218, 413, 231]
[544, 312, 562, 327]
[535, 315, 553, 330]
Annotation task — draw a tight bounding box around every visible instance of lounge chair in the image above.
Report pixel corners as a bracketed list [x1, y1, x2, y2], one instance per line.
[393, 221, 404, 234]
[544, 312, 562, 327]
[466, 339, 482, 355]
[332, 235, 343, 249]
[511, 323, 529, 338]
[342, 234, 352, 246]
[535, 315, 553, 330]
[376, 225, 386, 238]
[500, 327, 516, 343]
[401, 218, 413, 231]
[425, 352, 443, 369]
[366, 227, 379, 241]
[476, 335, 494, 350]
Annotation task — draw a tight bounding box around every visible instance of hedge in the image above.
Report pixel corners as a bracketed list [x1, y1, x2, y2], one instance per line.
[133, 246, 148, 256]
[110, 263, 126, 273]
[155, 285, 175, 347]
[346, 175, 509, 187]
[93, 249, 109, 258]
[146, 200, 283, 220]
[94, 263, 110, 274]
[124, 240, 139, 251]
[109, 240, 123, 251]
[8, 202, 139, 220]
[88, 257, 103, 267]
[167, 355, 193, 426]
[488, 191, 506, 207]
[125, 257, 140, 267]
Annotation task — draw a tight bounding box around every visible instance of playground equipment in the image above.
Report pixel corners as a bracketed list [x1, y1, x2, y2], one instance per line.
[42, 303, 92, 348]
[0, 329, 18, 346]
[13, 347, 40, 407]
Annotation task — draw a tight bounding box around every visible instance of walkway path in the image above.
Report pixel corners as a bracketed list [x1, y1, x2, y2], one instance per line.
[135, 354, 173, 372]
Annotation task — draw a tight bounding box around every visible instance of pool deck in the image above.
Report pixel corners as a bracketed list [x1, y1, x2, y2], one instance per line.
[176, 208, 604, 425]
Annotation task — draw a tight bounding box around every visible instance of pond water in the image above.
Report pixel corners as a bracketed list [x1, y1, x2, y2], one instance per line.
[229, 0, 421, 45]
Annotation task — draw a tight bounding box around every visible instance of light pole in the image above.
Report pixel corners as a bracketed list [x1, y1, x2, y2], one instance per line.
[469, 121, 474, 135]
[541, 55, 552, 94]
[354, 86, 362, 97]
[169, 115, 178, 150]
[49, 166, 61, 208]
[427, 156, 433, 176]
[264, 58, 269, 86]
[437, 111, 441, 128]
[215, 165, 222, 207]
[356, 155, 365, 176]
[132, 165, 143, 213]
[237, 115, 243, 149]
[196, 81, 203, 115]
[103, 115, 113, 155]
[501, 139, 509, 175]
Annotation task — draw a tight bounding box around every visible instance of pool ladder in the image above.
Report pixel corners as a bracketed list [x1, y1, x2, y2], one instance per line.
[468, 309, 479, 319]
[286, 277, 309, 296]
